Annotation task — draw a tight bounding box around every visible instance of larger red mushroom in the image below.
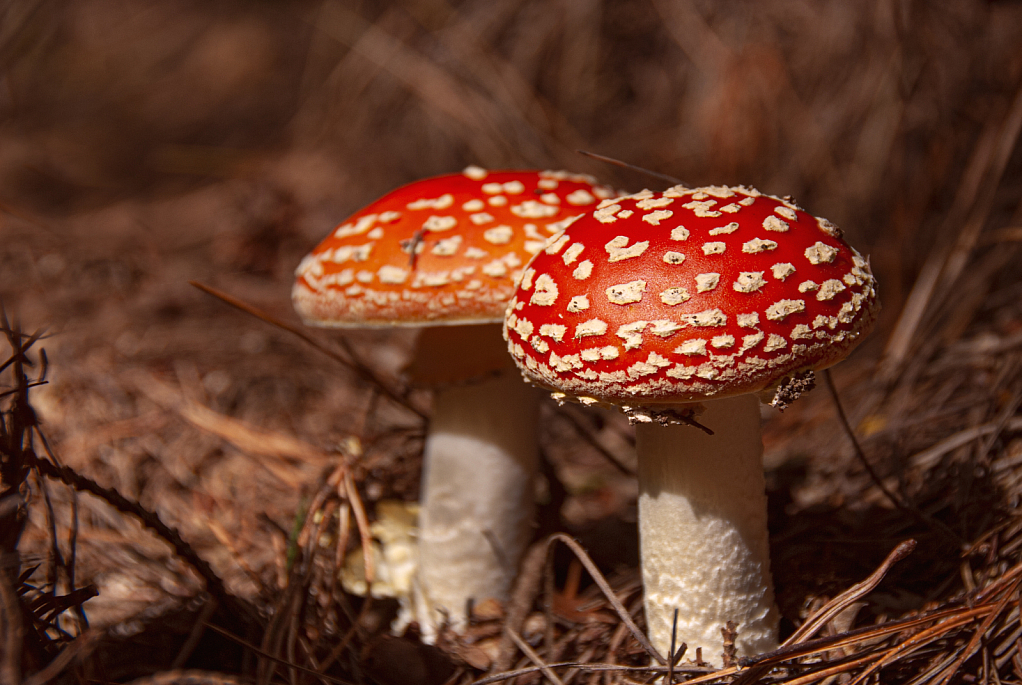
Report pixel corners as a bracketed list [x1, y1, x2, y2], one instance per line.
[503, 185, 878, 664]
[293, 166, 616, 639]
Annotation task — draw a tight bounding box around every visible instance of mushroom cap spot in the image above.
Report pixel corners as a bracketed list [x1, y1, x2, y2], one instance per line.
[703, 186, 735, 198]
[483, 226, 514, 244]
[489, 196, 508, 206]
[798, 280, 819, 292]
[514, 317, 534, 338]
[765, 299, 806, 321]
[463, 165, 487, 180]
[566, 189, 596, 205]
[682, 309, 727, 327]
[431, 235, 463, 256]
[539, 323, 567, 342]
[643, 209, 674, 225]
[806, 241, 839, 264]
[512, 200, 560, 218]
[334, 214, 376, 239]
[567, 295, 590, 312]
[544, 234, 571, 255]
[540, 193, 561, 205]
[625, 189, 656, 201]
[573, 260, 594, 280]
[711, 334, 735, 349]
[628, 352, 673, 378]
[702, 242, 726, 255]
[763, 215, 789, 232]
[408, 194, 454, 210]
[616, 321, 649, 350]
[791, 324, 813, 340]
[482, 260, 508, 277]
[817, 217, 842, 237]
[415, 271, 451, 287]
[503, 180, 526, 194]
[666, 364, 695, 380]
[562, 243, 585, 265]
[606, 280, 647, 305]
[529, 274, 559, 306]
[663, 251, 686, 265]
[464, 246, 488, 259]
[531, 336, 550, 353]
[708, 222, 739, 235]
[734, 272, 767, 293]
[462, 199, 485, 211]
[482, 183, 502, 194]
[771, 263, 796, 280]
[575, 319, 608, 338]
[670, 226, 690, 241]
[600, 346, 620, 359]
[720, 203, 741, 213]
[660, 287, 690, 306]
[763, 333, 787, 352]
[605, 235, 650, 262]
[649, 320, 685, 337]
[675, 339, 708, 356]
[423, 215, 457, 232]
[683, 200, 721, 217]
[775, 206, 798, 221]
[637, 197, 674, 210]
[519, 268, 536, 290]
[695, 273, 720, 293]
[594, 204, 622, 223]
[470, 212, 495, 225]
[817, 279, 847, 301]
[739, 331, 765, 353]
[742, 238, 778, 253]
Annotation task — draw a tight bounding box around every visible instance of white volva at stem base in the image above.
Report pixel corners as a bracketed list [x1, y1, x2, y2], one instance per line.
[413, 369, 540, 642]
[635, 394, 778, 666]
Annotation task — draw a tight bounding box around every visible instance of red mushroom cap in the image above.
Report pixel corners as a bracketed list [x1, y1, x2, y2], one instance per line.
[293, 167, 616, 327]
[503, 185, 879, 406]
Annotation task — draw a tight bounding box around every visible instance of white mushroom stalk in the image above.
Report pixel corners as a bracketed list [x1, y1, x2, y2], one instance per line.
[413, 369, 540, 639]
[636, 395, 777, 661]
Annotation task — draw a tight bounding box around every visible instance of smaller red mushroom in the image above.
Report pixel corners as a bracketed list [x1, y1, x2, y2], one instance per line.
[503, 184, 878, 664]
[293, 166, 617, 639]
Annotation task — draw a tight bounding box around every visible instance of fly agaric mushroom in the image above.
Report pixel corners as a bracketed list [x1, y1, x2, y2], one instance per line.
[293, 166, 616, 639]
[502, 185, 878, 665]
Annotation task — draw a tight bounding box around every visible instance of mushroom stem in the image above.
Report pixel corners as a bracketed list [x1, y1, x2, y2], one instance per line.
[635, 393, 778, 666]
[414, 368, 540, 641]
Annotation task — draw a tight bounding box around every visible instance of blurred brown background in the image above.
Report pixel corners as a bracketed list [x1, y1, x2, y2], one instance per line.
[2, 0, 1022, 677]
